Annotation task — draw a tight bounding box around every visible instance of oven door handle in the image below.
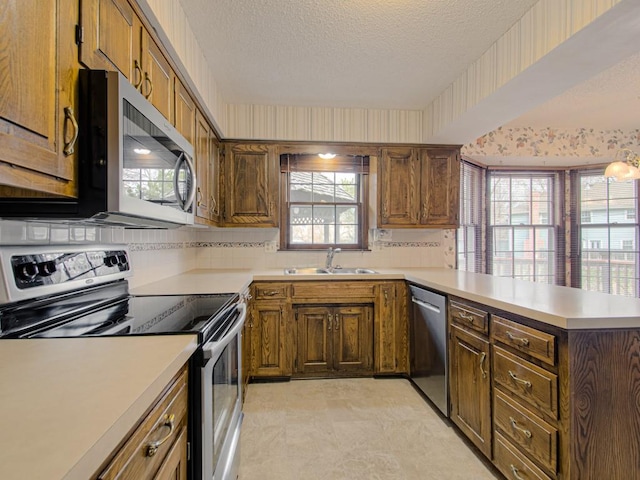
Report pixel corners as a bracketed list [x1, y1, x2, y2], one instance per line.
[201, 303, 246, 361]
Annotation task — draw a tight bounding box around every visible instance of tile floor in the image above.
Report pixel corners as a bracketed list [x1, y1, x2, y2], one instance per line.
[238, 378, 501, 480]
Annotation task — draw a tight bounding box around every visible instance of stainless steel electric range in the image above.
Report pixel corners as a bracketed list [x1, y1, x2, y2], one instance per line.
[0, 244, 245, 480]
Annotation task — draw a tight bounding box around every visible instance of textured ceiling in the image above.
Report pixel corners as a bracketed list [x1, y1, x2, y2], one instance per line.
[178, 0, 539, 109]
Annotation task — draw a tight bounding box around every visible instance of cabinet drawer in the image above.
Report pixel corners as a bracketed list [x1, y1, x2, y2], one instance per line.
[98, 368, 188, 480]
[493, 346, 558, 419]
[449, 300, 488, 334]
[494, 391, 558, 473]
[494, 432, 553, 480]
[492, 316, 556, 366]
[291, 282, 376, 300]
[253, 283, 289, 300]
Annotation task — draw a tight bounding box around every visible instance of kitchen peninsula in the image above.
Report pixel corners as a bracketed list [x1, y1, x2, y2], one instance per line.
[134, 268, 640, 480]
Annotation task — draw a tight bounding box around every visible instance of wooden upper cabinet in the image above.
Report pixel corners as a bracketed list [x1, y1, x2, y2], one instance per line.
[223, 143, 279, 227]
[79, 0, 142, 86]
[0, 0, 79, 196]
[209, 139, 222, 225]
[174, 80, 195, 146]
[80, 0, 176, 122]
[378, 148, 420, 226]
[378, 146, 460, 228]
[141, 29, 175, 122]
[420, 148, 460, 226]
[194, 109, 211, 221]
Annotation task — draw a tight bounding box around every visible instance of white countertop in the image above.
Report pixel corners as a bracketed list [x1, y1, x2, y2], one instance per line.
[132, 268, 640, 329]
[0, 335, 197, 480]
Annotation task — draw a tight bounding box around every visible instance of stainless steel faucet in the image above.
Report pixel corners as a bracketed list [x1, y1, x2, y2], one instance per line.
[325, 247, 341, 270]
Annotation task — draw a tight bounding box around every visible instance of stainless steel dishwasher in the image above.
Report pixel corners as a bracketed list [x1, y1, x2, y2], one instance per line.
[409, 285, 448, 416]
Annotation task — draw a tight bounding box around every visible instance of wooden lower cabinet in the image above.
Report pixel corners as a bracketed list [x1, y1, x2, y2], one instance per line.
[449, 323, 492, 458]
[250, 301, 291, 377]
[295, 304, 373, 376]
[95, 366, 188, 480]
[247, 281, 407, 380]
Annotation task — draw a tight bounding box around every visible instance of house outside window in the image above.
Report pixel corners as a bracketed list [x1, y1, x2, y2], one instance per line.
[487, 172, 562, 284]
[280, 154, 369, 250]
[574, 171, 639, 297]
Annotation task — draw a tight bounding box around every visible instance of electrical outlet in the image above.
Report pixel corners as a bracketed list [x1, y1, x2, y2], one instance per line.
[377, 229, 392, 241]
[264, 241, 277, 252]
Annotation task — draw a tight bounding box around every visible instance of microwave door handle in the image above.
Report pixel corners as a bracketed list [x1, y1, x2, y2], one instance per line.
[182, 153, 197, 212]
[173, 152, 186, 208]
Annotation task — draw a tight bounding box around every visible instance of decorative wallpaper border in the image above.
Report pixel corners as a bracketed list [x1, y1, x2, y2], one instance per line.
[464, 127, 640, 158]
[379, 242, 441, 248]
[128, 240, 448, 250]
[128, 242, 194, 251]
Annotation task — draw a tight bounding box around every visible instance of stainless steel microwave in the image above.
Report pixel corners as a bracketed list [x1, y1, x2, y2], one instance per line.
[0, 70, 196, 228]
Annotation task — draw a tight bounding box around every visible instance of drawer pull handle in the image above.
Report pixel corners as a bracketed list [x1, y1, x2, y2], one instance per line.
[508, 370, 532, 388]
[263, 290, 280, 296]
[509, 417, 532, 438]
[458, 311, 475, 323]
[506, 331, 530, 346]
[145, 414, 175, 457]
[509, 464, 525, 480]
[479, 352, 488, 379]
[328, 313, 333, 331]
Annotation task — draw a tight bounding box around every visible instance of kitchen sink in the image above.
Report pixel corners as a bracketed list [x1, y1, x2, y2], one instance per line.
[284, 267, 331, 275]
[330, 267, 378, 274]
[283, 267, 378, 275]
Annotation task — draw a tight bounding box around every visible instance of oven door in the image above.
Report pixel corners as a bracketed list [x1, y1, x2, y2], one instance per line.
[200, 302, 246, 480]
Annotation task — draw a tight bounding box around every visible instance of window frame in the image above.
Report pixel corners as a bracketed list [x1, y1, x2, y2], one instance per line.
[485, 170, 565, 285]
[457, 160, 486, 273]
[571, 168, 640, 297]
[279, 154, 369, 251]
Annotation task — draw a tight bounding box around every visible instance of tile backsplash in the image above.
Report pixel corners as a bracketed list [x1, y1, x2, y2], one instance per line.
[0, 219, 454, 288]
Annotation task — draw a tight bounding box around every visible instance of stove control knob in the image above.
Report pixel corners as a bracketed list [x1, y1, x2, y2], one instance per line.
[117, 254, 128, 266]
[17, 262, 39, 281]
[104, 255, 119, 267]
[38, 261, 57, 276]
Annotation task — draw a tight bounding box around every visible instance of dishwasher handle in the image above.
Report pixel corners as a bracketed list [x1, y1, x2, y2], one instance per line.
[411, 297, 441, 314]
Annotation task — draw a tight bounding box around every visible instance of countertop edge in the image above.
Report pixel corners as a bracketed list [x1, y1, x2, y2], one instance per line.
[131, 269, 640, 330]
[64, 336, 198, 480]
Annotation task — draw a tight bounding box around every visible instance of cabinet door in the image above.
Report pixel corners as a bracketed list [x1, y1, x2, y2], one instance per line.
[378, 148, 419, 227]
[194, 109, 211, 221]
[252, 302, 289, 376]
[79, 0, 142, 86]
[333, 305, 373, 374]
[209, 139, 222, 224]
[420, 148, 460, 227]
[0, 0, 78, 196]
[296, 306, 332, 375]
[154, 427, 188, 480]
[224, 144, 279, 226]
[449, 324, 491, 458]
[174, 80, 195, 145]
[375, 282, 408, 374]
[141, 28, 175, 121]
